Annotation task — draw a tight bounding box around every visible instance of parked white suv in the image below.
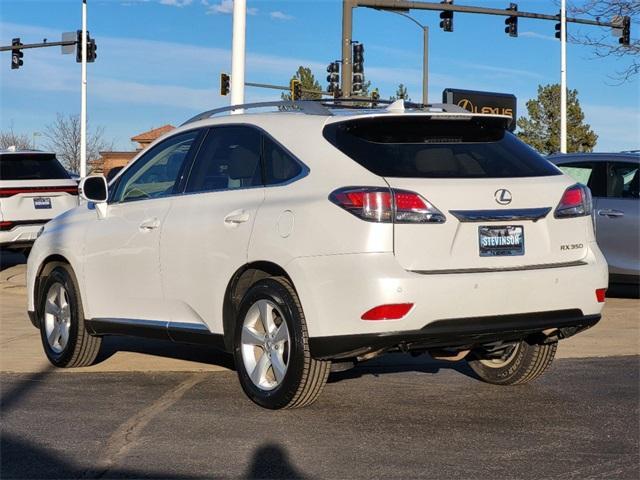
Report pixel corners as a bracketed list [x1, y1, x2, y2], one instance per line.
[26, 100, 608, 409]
[1, 148, 79, 253]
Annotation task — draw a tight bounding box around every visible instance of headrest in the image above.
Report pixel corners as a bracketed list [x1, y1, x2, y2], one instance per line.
[227, 146, 259, 180]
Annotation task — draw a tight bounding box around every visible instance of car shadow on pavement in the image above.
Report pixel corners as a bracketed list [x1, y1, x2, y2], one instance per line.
[94, 335, 236, 370]
[328, 353, 478, 384]
[245, 443, 308, 480]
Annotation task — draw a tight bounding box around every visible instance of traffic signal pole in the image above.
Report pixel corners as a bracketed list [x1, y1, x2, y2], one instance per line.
[230, 0, 246, 114]
[341, 0, 354, 100]
[560, 0, 568, 153]
[80, 0, 88, 178]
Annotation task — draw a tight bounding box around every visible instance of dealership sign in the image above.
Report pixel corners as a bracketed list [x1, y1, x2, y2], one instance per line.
[443, 89, 517, 131]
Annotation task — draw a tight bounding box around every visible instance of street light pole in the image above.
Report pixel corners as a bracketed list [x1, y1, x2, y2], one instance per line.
[560, 0, 567, 153]
[80, 0, 87, 177]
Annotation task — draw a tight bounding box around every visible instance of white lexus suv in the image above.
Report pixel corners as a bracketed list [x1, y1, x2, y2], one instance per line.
[1, 148, 79, 254]
[26, 100, 608, 409]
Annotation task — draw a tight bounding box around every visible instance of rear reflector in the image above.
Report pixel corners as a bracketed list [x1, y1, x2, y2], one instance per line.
[330, 187, 445, 224]
[596, 288, 606, 303]
[361, 303, 414, 321]
[0, 186, 78, 198]
[0, 221, 13, 231]
[554, 184, 592, 218]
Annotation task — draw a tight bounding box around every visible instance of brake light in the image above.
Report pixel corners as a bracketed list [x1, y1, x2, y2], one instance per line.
[361, 303, 414, 320]
[330, 187, 445, 223]
[0, 186, 78, 198]
[596, 288, 606, 303]
[554, 184, 592, 218]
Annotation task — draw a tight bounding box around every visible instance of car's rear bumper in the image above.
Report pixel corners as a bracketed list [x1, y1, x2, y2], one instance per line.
[309, 309, 600, 360]
[287, 243, 608, 339]
[0, 221, 48, 247]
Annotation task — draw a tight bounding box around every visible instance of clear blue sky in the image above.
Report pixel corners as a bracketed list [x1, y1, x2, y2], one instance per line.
[0, 0, 638, 152]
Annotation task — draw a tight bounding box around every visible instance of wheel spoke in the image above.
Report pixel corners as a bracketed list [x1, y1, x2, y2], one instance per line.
[59, 323, 70, 349]
[48, 324, 60, 347]
[250, 352, 271, 386]
[56, 284, 65, 308]
[271, 352, 287, 383]
[241, 326, 265, 346]
[45, 299, 60, 317]
[273, 322, 289, 345]
[258, 300, 276, 335]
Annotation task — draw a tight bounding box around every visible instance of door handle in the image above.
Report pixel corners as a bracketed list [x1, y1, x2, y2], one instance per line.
[139, 217, 160, 231]
[224, 210, 250, 225]
[597, 209, 624, 218]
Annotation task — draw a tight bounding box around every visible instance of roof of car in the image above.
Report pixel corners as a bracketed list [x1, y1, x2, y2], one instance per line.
[548, 152, 640, 163]
[0, 148, 56, 156]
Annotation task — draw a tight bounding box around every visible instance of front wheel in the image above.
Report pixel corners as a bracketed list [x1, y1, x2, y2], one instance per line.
[467, 340, 557, 386]
[233, 277, 330, 409]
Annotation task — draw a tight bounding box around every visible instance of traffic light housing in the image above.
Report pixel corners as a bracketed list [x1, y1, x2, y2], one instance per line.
[620, 16, 631, 46]
[326, 61, 340, 96]
[220, 73, 230, 96]
[555, 22, 562, 40]
[352, 43, 364, 94]
[11, 38, 23, 70]
[87, 35, 97, 62]
[505, 3, 518, 37]
[439, 0, 453, 33]
[290, 79, 302, 100]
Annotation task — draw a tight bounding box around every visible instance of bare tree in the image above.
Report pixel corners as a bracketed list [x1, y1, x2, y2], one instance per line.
[43, 113, 112, 174]
[569, 0, 639, 82]
[0, 125, 33, 150]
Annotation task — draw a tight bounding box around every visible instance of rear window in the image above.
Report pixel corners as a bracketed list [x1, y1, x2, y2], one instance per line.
[323, 117, 561, 178]
[0, 153, 70, 180]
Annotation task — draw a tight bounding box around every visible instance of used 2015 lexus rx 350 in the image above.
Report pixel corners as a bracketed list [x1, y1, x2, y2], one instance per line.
[26, 100, 608, 409]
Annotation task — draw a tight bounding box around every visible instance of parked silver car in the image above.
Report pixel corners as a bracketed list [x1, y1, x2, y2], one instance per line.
[549, 153, 639, 287]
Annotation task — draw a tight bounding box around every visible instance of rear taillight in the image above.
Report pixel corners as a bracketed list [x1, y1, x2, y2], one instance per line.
[554, 184, 592, 219]
[0, 221, 13, 231]
[330, 187, 445, 224]
[596, 288, 606, 303]
[0, 186, 78, 198]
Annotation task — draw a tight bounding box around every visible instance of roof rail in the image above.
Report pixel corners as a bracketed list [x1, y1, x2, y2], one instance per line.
[181, 98, 473, 126]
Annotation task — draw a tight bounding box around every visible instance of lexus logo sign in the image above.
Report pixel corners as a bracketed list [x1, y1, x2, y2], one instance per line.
[495, 189, 512, 205]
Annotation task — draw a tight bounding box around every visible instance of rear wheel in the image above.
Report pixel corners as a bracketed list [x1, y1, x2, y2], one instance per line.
[38, 265, 101, 368]
[467, 340, 557, 386]
[233, 277, 330, 409]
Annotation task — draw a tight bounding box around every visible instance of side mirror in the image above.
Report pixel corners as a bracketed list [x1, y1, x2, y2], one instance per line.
[79, 175, 108, 203]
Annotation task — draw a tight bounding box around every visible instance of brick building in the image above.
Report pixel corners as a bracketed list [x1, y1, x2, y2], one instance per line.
[95, 124, 175, 177]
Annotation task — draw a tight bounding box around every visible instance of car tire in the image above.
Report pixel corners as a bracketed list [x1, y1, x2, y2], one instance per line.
[233, 276, 330, 409]
[467, 340, 557, 386]
[37, 265, 101, 368]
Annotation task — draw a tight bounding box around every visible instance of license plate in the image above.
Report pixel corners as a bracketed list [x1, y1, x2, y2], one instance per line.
[479, 225, 524, 257]
[33, 197, 52, 209]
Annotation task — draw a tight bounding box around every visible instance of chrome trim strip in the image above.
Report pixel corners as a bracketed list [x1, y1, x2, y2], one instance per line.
[412, 260, 588, 275]
[449, 207, 552, 223]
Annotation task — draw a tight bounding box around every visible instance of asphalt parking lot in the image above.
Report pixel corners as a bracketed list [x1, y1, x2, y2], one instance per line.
[1, 251, 639, 479]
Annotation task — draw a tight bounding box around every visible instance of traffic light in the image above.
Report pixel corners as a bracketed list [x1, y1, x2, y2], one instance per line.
[620, 16, 630, 46]
[439, 0, 453, 32]
[11, 38, 23, 70]
[326, 61, 340, 96]
[220, 73, 230, 96]
[352, 43, 364, 94]
[87, 35, 97, 62]
[505, 3, 518, 37]
[554, 21, 563, 40]
[290, 79, 302, 100]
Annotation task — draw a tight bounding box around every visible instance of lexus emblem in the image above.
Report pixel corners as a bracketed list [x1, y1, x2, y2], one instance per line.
[495, 189, 512, 205]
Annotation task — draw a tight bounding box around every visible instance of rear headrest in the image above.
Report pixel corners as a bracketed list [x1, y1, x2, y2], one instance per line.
[227, 146, 259, 180]
[607, 168, 624, 198]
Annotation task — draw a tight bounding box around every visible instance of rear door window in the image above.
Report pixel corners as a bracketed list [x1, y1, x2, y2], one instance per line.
[0, 153, 70, 180]
[607, 162, 639, 199]
[323, 117, 561, 179]
[262, 136, 303, 185]
[185, 126, 262, 193]
[557, 162, 607, 197]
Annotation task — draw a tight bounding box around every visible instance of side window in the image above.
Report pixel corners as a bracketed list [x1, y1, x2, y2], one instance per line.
[113, 131, 199, 203]
[606, 162, 639, 199]
[263, 136, 303, 185]
[185, 126, 262, 193]
[558, 162, 607, 197]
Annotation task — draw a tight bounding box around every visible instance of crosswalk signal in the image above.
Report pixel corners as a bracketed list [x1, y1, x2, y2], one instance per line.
[11, 38, 23, 70]
[290, 79, 302, 100]
[505, 3, 518, 37]
[620, 16, 631, 46]
[326, 61, 340, 96]
[352, 43, 364, 94]
[220, 73, 230, 96]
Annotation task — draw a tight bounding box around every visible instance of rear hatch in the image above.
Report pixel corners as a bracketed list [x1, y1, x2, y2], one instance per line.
[0, 152, 78, 228]
[324, 115, 592, 272]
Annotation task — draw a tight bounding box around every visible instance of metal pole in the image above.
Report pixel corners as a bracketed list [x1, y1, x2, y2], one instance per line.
[342, 0, 354, 97]
[560, 0, 567, 153]
[80, 0, 87, 177]
[422, 26, 428, 105]
[230, 0, 246, 114]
